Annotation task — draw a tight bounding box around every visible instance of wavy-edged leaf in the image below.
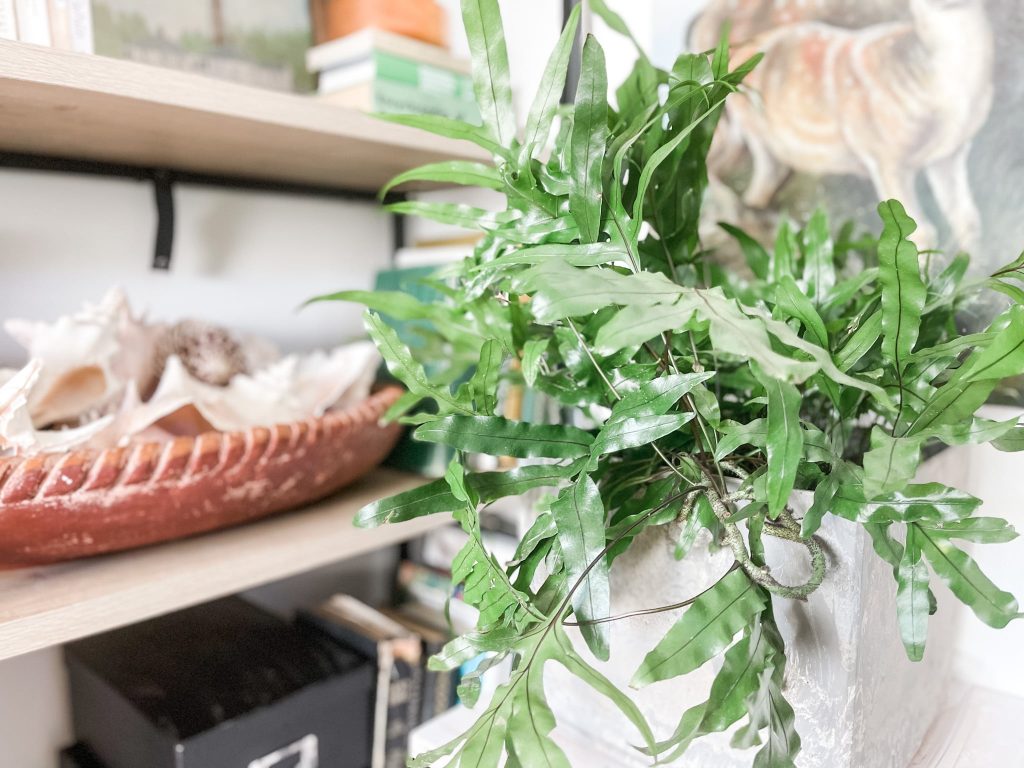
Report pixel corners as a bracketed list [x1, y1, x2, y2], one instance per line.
[414, 415, 594, 459]
[835, 309, 882, 372]
[919, 417, 1019, 448]
[517, 263, 682, 323]
[732, 617, 800, 768]
[632, 569, 766, 686]
[570, 35, 609, 243]
[507, 664, 572, 768]
[774, 275, 828, 349]
[917, 524, 1019, 628]
[469, 338, 504, 414]
[631, 94, 727, 233]
[381, 161, 502, 198]
[801, 209, 836, 301]
[460, 0, 516, 145]
[483, 242, 628, 271]
[377, 112, 506, 157]
[801, 471, 840, 538]
[356, 478, 457, 528]
[509, 512, 557, 569]
[896, 525, 930, 661]
[908, 307, 1024, 435]
[588, 0, 648, 58]
[364, 312, 469, 414]
[751, 364, 803, 518]
[862, 427, 922, 499]
[720, 222, 769, 280]
[521, 4, 581, 158]
[700, 625, 772, 734]
[994, 427, 1024, 452]
[920, 517, 1019, 545]
[877, 199, 926, 375]
[387, 199, 509, 230]
[452, 531, 540, 628]
[521, 338, 548, 387]
[590, 413, 694, 467]
[612, 372, 716, 420]
[832, 483, 981, 524]
[551, 475, 611, 659]
[593, 300, 698, 354]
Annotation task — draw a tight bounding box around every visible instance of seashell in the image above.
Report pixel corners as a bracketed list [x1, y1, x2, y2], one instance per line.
[155, 319, 249, 387]
[0, 361, 113, 456]
[143, 342, 382, 435]
[4, 288, 165, 427]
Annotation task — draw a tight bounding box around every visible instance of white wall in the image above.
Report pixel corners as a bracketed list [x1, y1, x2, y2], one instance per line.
[0, 172, 393, 365]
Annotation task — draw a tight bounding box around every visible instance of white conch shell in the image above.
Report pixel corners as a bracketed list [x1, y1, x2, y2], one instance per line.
[0, 361, 114, 456]
[4, 288, 164, 427]
[146, 342, 382, 434]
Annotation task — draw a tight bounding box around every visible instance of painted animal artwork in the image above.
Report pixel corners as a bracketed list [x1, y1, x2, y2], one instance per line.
[691, 0, 995, 251]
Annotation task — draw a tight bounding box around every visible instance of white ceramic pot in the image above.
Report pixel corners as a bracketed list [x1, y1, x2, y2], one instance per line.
[546, 448, 967, 767]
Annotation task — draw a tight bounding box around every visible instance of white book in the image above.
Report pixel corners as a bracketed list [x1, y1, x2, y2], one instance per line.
[306, 27, 469, 75]
[0, 0, 17, 41]
[14, 0, 49, 45]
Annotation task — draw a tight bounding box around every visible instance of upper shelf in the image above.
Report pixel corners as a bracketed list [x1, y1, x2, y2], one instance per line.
[0, 469, 449, 662]
[0, 40, 486, 192]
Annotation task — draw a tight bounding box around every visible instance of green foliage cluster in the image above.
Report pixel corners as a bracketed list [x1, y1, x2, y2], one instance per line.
[314, 1, 1023, 764]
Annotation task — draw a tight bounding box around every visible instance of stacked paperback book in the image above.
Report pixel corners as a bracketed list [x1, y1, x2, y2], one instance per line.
[308, 27, 479, 121]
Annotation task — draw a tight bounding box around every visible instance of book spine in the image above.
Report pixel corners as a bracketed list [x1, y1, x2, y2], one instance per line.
[371, 642, 393, 768]
[384, 653, 421, 768]
[65, 0, 90, 52]
[372, 80, 480, 124]
[14, 0, 49, 45]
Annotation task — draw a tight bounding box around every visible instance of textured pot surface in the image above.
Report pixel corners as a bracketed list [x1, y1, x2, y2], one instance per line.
[547, 448, 966, 767]
[0, 387, 404, 567]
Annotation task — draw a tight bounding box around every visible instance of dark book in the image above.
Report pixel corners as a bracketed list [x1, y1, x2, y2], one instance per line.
[298, 595, 423, 768]
[383, 606, 458, 723]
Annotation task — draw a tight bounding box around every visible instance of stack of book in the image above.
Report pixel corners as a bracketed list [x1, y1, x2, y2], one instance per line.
[307, 27, 478, 122]
[299, 593, 468, 768]
[1, 0, 92, 50]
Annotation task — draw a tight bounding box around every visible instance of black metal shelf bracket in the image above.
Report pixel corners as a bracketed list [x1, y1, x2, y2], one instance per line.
[0, 152, 383, 272]
[152, 170, 175, 270]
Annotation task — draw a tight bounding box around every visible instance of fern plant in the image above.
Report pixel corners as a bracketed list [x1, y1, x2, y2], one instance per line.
[314, 2, 1023, 765]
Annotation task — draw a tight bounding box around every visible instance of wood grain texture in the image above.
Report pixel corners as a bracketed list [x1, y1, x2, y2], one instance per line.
[0, 467, 448, 661]
[0, 40, 486, 190]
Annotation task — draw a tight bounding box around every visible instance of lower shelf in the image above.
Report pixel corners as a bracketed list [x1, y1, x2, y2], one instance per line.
[0, 468, 447, 662]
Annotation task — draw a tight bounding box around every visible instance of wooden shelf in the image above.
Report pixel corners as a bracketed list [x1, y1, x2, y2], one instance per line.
[0, 469, 449, 662]
[0, 40, 486, 192]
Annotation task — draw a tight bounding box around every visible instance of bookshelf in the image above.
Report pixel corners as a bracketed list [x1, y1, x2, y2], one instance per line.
[0, 469, 450, 662]
[0, 39, 487, 192]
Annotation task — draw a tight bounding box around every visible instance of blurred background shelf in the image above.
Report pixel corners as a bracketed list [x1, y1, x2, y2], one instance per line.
[0, 468, 448, 663]
[0, 39, 487, 193]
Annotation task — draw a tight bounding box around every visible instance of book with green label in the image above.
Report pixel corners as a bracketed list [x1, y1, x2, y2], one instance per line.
[308, 28, 478, 122]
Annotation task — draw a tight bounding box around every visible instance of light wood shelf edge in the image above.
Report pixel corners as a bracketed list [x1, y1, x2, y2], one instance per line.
[0, 469, 448, 662]
[0, 40, 487, 190]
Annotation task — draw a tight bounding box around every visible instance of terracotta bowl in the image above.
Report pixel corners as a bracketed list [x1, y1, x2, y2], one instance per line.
[0, 387, 404, 567]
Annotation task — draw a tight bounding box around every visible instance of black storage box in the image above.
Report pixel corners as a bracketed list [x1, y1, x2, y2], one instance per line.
[64, 597, 375, 768]
[59, 743, 107, 768]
